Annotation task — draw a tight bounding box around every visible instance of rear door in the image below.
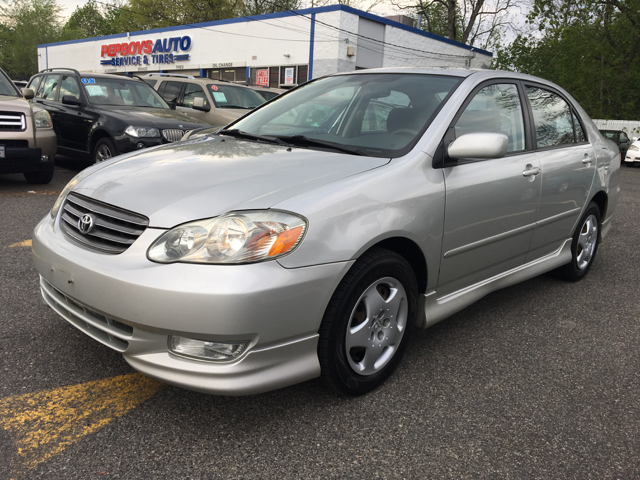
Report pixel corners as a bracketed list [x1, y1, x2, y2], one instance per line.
[438, 81, 541, 296]
[524, 84, 596, 262]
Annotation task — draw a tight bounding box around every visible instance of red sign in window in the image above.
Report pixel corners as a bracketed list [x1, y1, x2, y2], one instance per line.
[256, 69, 269, 87]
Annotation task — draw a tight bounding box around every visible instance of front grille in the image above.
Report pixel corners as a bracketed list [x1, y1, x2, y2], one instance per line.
[0, 111, 26, 131]
[40, 276, 132, 352]
[60, 192, 149, 254]
[162, 129, 185, 142]
[0, 139, 29, 147]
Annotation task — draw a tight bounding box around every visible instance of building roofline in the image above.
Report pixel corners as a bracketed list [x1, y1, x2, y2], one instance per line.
[37, 4, 492, 57]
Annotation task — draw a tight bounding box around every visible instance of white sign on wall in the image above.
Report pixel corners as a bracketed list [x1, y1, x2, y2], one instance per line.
[284, 67, 295, 85]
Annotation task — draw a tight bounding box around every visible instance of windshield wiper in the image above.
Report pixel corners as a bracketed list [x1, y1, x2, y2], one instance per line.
[219, 129, 288, 145]
[275, 135, 364, 156]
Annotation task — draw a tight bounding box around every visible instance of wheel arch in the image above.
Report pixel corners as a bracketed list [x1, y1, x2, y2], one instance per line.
[89, 129, 116, 156]
[365, 236, 428, 295]
[590, 190, 607, 221]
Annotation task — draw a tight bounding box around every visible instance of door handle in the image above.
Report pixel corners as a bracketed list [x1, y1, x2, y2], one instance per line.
[582, 154, 594, 164]
[522, 165, 541, 177]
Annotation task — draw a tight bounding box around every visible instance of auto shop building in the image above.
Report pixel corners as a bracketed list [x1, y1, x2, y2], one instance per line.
[37, 4, 492, 89]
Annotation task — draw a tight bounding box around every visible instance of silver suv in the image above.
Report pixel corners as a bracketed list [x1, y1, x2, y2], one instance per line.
[144, 73, 266, 127]
[0, 68, 56, 184]
[33, 68, 619, 396]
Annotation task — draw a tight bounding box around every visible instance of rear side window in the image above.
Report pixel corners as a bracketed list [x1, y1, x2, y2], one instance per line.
[526, 86, 575, 148]
[455, 83, 526, 153]
[143, 79, 157, 87]
[573, 112, 586, 143]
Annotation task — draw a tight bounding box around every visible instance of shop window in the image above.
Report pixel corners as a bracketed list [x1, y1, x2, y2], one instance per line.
[297, 65, 308, 85]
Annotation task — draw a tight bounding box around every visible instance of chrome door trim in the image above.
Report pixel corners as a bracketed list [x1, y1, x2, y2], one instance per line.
[443, 221, 537, 258]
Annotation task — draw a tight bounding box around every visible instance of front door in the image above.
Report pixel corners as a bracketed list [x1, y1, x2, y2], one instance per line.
[438, 82, 541, 296]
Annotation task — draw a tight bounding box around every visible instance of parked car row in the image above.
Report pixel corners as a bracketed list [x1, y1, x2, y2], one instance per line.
[1, 68, 287, 184]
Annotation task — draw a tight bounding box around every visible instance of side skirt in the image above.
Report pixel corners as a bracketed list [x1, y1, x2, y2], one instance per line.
[418, 239, 573, 328]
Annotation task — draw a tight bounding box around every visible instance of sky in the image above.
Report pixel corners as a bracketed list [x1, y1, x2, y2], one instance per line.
[56, 0, 401, 21]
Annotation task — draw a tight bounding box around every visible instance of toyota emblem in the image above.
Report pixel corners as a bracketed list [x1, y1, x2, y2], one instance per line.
[78, 214, 95, 234]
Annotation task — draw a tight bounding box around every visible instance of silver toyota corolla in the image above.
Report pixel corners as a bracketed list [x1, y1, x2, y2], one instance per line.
[32, 68, 620, 396]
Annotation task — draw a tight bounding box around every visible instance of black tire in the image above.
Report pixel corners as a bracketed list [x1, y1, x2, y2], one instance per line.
[93, 137, 117, 164]
[23, 160, 54, 184]
[554, 202, 601, 281]
[318, 248, 418, 396]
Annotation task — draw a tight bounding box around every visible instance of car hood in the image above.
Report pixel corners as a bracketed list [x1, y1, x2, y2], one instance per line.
[96, 106, 206, 128]
[73, 135, 390, 227]
[0, 94, 32, 115]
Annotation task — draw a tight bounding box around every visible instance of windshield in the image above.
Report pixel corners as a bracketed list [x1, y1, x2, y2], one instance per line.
[230, 73, 462, 157]
[0, 71, 19, 97]
[82, 77, 169, 108]
[207, 84, 265, 109]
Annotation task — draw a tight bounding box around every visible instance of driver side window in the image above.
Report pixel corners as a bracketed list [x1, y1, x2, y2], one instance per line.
[455, 83, 526, 153]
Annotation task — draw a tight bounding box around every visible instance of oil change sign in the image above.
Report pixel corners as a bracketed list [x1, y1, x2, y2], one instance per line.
[100, 36, 192, 67]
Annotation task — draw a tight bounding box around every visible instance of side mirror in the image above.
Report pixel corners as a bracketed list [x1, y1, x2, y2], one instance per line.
[21, 88, 34, 100]
[192, 97, 210, 112]
[62, 95, 82, 106]
[448, 132, 509, 159]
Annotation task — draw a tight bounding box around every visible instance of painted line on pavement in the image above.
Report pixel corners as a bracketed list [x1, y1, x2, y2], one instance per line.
[0, 373, 165, 477]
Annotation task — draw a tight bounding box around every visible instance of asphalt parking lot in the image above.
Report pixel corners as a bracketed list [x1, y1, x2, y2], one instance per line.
[1, 158, 639, 479]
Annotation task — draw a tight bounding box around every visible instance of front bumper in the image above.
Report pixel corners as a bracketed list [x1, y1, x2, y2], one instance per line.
[624, 150, 640, 165]
[0, 145, 49, 175]
[32, 215, 353, 395]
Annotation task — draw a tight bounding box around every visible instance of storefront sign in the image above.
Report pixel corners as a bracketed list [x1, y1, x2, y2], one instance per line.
[256, 69, 269, 87]
[100, 36, 192, 67]
[284, 67, 295, 85]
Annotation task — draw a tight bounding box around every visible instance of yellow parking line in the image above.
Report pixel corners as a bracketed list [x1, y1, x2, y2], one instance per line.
[0, 373, 165, 476]
[8, 240, 32, 248]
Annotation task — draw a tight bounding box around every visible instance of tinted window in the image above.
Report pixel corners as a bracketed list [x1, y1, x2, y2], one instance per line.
[620, 132, 629, 143]
[59, 75, 80, 100]
[38, 75, 61, 100]
[183, 83, 208, 108]
[82, 77, 168, 108]
[27, 76, 42, 93]
[160, 81, 182, 102]
[143, 79, 157, 87]
[207, 84, 265, 109]
[573, 112, 586, 143]
[456, 84, 525, 152]
[526, 86, 574, 148]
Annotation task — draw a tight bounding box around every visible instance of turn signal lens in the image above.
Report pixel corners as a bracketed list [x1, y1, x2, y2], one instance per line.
[268, 226, 304, 256]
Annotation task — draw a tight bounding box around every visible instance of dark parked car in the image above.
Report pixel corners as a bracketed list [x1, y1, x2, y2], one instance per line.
[599, 129, 631, 161]
[27, 69, 207, 164]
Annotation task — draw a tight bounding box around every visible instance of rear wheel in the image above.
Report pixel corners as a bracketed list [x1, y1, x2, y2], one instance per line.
[93, 137, 116, 164]
[318, 248, 418, 396]
[554, 202, 601, 281]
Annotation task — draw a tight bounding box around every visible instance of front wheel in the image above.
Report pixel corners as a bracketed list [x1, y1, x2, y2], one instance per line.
[93, 137, 116, 164]
[554, 202, 601, 281]
[318, 248, 418, 396]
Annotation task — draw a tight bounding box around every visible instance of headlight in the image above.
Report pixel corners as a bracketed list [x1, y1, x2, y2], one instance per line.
[50, 171, 89, 219]
[34, 109, 52, 129]
[124, 125, 160, 138]
[629, 144, 639, 151]
[148, 210, 307, 264]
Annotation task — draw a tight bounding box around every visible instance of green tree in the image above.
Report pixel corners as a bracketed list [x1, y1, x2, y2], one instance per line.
[494, 0, 640, 119]
[0, 0, 62, 79]
[392, 0, 523, 49]
[61, 0, 118, 40]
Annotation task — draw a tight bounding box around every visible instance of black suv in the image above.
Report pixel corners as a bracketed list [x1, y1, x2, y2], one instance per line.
[27, 69, 207, 164]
